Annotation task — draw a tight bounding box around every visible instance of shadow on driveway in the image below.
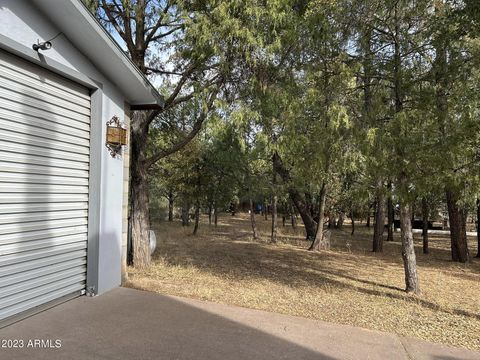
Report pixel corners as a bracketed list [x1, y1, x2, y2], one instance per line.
[0, 287, 403, 360]
[0, 287, 478, 360]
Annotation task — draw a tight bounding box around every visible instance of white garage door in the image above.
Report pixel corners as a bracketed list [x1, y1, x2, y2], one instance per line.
[0, 50, 90, 322]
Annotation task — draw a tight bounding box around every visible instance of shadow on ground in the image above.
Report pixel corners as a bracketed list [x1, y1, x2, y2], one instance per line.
[0, 288, 355, 360]
[151, 215, 480, 323]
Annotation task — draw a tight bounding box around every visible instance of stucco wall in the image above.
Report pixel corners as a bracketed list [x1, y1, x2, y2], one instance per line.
[0, 0, 128, 294]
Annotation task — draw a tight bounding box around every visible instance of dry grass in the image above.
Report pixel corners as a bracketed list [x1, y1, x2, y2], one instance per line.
[126, 213, 480, 351]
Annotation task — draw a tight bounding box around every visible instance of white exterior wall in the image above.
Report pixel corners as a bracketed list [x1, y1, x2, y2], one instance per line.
[0, 0, 128, 294]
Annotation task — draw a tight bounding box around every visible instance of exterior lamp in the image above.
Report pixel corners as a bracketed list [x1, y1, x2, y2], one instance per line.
[32, 41, 52, 52]
[32, 33, 62, 52]
[106, 115, 128, 157]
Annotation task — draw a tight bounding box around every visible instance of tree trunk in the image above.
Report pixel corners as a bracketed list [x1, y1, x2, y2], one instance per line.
[130, 114, 151, 268]
[392, 4, 419, 294]
[272, 152, 317, 239]
[291, 207, 297, 228]
[168, 191, 174, 222]
[372, 183, 385, 253]
[309, 183, 327, 251]
[477, 198, 480, 258]
[271, 171, 278, 243]
[214, 206, 218, 227]
[208, 204, 213, 225]
[446, 188, 469, 262]
[387, 182, 394, 241]
[337, 213, 344, 229]
[264, 200, 268, 220]
[350, 210, 355, 235]
[193, 201, 200, 235]
[366, 205, 371, 227]
[271, 195, 277, 243]
[181, 203, 190, 226]
[422, 197, 429, 254]
[250, 199, 258, 239]
[400, 200, 421, 294]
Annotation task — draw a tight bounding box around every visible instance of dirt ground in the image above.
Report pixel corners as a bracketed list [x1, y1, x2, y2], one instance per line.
[126, 213, 480, 351]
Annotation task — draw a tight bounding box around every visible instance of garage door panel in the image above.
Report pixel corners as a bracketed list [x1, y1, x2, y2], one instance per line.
[0, 162, 89, 179]
[0, 275, 86, 311]
[0, 258, 87, 288]
[0, 108, 90, 139]
[0, 52, 89, 100]
[0, 76, 90, 116]
[0, 141, 89, 164]
[0, 183, 89, 194]
[0, 242, 87, 267]
[0, 225, 88, 246]
[0, 218, 88, 236]
[0, 86, 89, 120]
[0, 94, 89, 125]
[0, 66, 90, 108]
[0, 193, 89, 204]
[0, 49, 90, 322]
[0, 123, 90, 150]
[0, 203, 88, 214]
[0, 210, 88, 225]
[1, 152, 89, 171]
[0, 172, 89, 186]
[0, 100, 90, 132]
[0, 234, 87, 256]
[0, 250, 87, 277]
[0, 267, 87, 300]
[0, 283, 86, 321]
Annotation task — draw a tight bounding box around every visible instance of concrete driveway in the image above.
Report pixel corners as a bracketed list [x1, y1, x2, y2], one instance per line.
[0, 287, 478, 360]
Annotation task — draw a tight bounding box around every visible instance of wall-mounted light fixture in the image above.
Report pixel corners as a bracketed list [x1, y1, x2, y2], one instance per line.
[32, 32, 62, 52]
[106, 115, 128, 157]
[32, 41, 52, 52]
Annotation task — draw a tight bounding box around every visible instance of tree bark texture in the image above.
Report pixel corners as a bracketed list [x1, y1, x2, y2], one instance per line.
[387, 182, 394, 241]
[350, 210, 355, 235]
[182, 203, 190, 226]
[271, 172, 278, 243]
[422, 197, 429, 254]
[372, 183, 385, 253]
[400, 200, 421, 294]
[309, 183, 327, 251]
[337, 213, 344, 229]
[272, 152, 317, 239]
[250, 199, 258, 239]
[366, 205, 371, 228]
[291, 206, 297, 228]
[168, 191, 174, 222]
[477, 198, 480, 258]
[130, 113, 151, 268]
[271, 195, 277, 243]
[446, 188, 469, 262]
[193, 201, 200, 235]
[328, 213, 334, 229]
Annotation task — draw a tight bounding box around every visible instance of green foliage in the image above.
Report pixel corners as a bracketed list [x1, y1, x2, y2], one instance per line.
[141, 0, 479, 226]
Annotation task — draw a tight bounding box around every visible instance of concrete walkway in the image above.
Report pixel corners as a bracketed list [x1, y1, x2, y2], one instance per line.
[0, 287, 478, 360]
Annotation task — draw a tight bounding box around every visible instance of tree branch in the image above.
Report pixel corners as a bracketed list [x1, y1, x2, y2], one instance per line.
[144, 86, 220, 168]
[100, 0, 127, 42]
[148, 26, 182, 44]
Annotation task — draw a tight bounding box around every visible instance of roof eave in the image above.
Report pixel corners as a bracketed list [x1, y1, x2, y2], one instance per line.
[34, 0, 164, 108]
